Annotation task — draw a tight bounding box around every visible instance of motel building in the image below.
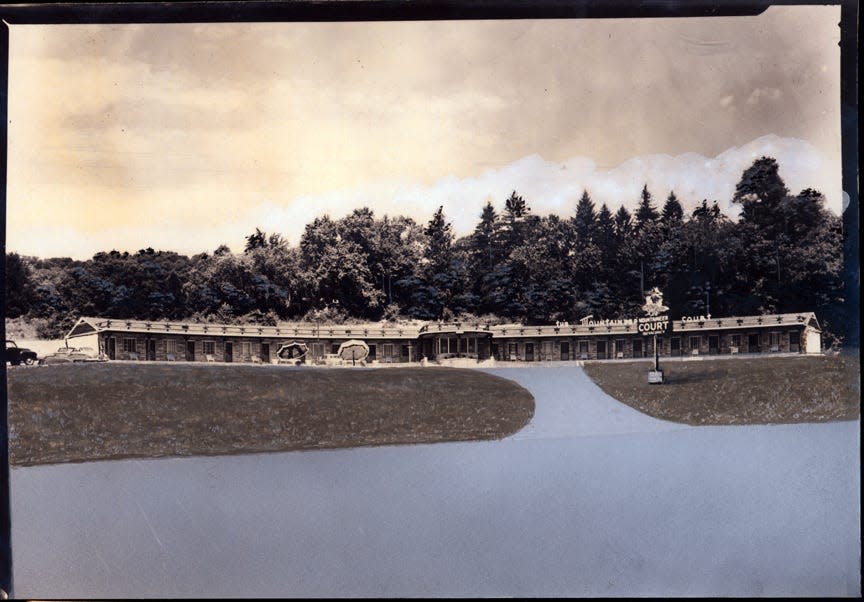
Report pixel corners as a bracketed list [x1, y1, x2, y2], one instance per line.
[63, 311, 823, 365]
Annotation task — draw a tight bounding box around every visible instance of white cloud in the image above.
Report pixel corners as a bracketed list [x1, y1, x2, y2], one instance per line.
[238, 133, 840, 245]
[746, 87, 783, 105]
[6, 134, 841, 260]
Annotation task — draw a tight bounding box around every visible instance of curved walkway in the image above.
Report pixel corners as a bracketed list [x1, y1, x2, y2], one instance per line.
[481, 365, 685, 440]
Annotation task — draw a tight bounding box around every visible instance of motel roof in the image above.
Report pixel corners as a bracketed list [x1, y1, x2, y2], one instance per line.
[65, 312, 821, 342]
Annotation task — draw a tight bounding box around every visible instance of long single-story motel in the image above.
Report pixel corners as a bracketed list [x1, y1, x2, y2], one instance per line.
[64, 311, 823, 365]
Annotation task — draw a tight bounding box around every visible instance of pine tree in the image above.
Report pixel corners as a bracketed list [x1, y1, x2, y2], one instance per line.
[424, 205, 454, 273]
[614, 205, 633, 240]
[573, 190, 597, 243]
[635, 184, 660, 229]
[661, 191, 684, 226]
[504, 190, 529, 220]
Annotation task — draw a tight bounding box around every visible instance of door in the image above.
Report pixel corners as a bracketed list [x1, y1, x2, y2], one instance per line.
[524, 343, 534, 362]
[579, 341, 589, 359]
[789, 331, 800, 352]
[748, 333, 760, 353]
[224, 342, 233, 363]
[708, 335, 719, 355]
[596, 340, 607, 360]
[260, 343, 270, 363]
[632, 339, 642, 358]
[107, 337, 116, 360]
[670, 337, 681, 357]
[186, 341, 195, 361]
[146, 339, 156, 361]
[560, 341, 570, 361]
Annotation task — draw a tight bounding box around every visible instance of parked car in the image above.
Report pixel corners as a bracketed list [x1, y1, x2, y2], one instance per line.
[39, 346, 106, 365]
[5, 340, 39, 366]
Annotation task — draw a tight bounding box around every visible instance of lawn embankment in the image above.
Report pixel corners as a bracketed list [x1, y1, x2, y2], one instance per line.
[583, 354, 860, 425]
[7, 363, 535, 466]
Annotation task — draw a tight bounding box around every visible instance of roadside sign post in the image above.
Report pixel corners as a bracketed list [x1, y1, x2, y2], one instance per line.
[639, 287, 669, 384]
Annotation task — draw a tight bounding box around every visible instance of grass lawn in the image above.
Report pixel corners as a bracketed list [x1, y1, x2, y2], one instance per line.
[7, 363, 535, 466]
[583, 354, 860, 426]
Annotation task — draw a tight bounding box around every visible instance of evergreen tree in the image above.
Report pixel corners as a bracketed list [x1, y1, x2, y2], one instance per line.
[573, 190, 597, 243]
[613, 205, 633, 240]
[424, 205, 454, 273]
[661, 191, 684, 226]
[635, 184, 660, 229]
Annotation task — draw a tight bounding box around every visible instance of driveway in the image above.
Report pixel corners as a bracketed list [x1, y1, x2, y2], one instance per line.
[10, 366, 860, 597]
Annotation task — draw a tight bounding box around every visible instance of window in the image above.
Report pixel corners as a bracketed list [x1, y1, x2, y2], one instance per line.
[690, 336, 701, 353]
[203, 341, 215, 355]
[769, 332, 781, 351]
[123, 338, 137, 353]
[383, 343, 394, 358]
[241, 342, 251, 357]
[731, 335, 741, 348]
[615, 339, 625, 358]
[331, 344, 340, 355]
[166, 339, 177, 354]
[311, 343, 325, 358]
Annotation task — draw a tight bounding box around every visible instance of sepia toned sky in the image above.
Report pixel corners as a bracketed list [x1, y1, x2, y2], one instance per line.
[6, 6, 843, 259]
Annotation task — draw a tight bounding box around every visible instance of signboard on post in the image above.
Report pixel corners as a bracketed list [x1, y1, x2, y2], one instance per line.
[636, 315, 670, 336]
[641, 287, 669, 384]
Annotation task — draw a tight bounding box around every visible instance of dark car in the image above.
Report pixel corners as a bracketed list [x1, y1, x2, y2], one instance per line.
[5, 340, 39, 366]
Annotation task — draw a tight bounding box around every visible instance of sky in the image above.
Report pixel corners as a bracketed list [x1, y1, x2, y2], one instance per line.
[5, 6, 843, 259]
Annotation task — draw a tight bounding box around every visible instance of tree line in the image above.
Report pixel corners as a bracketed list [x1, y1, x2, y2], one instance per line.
[4, 157, 851, 346]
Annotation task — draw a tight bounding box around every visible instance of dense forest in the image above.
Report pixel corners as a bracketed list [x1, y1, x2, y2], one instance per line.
[4, 157, 854, 347]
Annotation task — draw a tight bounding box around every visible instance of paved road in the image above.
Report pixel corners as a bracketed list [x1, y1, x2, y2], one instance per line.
[10, 366, 860, 597]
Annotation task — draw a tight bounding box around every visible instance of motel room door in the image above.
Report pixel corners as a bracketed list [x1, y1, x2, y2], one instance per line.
[107, 337, 116, 360]
[186, 341, 195, 361]
[524, 342, 535, 362]
[748, 333, 761, 353]
[224, 342, 233, 363]
[596, 340, 607, 360]
[708, 335, 720, 355]
[146, 339, 156, 361]
[260, 343, 270, 363]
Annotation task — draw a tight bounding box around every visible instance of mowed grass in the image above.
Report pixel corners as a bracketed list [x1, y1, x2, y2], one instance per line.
[7, 363, 535, 466]
[583, 354, 860, 425]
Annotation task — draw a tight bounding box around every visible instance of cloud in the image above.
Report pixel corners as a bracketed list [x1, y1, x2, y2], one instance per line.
[10, 134, 842, 259]
[261, 134, 838, 242]
[6, 134, 840, 260]
[746, 87, 783, 105]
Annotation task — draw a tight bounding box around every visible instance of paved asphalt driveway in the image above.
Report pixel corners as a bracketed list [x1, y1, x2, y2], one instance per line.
[10, 366, 861, 597]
